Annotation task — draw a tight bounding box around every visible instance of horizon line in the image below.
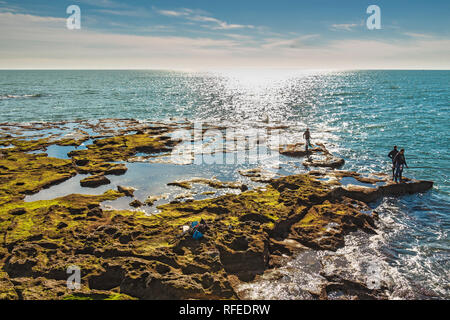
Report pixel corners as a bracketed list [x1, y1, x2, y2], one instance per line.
[0, 68, 449, 71]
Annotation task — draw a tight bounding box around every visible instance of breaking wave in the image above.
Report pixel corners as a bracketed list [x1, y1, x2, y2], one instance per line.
[0, 93, 44, 100]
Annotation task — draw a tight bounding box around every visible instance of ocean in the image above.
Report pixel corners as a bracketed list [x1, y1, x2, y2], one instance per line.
[0, 69, 448, 299]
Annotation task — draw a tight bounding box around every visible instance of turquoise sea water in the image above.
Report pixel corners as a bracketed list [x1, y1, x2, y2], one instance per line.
[0, 70, 448, 298]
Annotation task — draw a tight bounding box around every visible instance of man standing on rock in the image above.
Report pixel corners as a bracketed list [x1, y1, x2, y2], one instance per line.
[303, 128, 312, 153]
[393, 149, 408, 183]
[388, 146, 399, 180]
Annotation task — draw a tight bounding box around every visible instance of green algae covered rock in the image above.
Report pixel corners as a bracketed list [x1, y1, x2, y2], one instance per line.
[0, 131, 434, 300]
[69, 133, 178, 175]
[80, 174, 111, 188]
[0, 151, 76, 206]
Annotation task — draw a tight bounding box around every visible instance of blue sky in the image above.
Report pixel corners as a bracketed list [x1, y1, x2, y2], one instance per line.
[0, 0, 449, 69]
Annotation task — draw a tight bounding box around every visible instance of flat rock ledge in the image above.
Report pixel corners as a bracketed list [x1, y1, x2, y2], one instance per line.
[279, 142, 345, 169]
[0, 168, 432, 300]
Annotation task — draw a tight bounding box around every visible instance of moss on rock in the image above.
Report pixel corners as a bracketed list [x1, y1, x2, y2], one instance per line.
[69, 133, 178, 175]
[0, 127, 434, 300]
[0, 151, 76, 206]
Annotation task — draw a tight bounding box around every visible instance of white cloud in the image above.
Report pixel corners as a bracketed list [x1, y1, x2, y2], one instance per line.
[77, 0, 127, 9]
[157, 9, 190, 17]
[262, 34, 320, 49]
[330, 23, 359, 31]
[0, 12, 241, 69]
[224, 34, 252, 40]
[0, 12, 449, 70]
[94, 8, 151, 17]
[0, 11, 65, 25]
[0, 0, 23, 13]
[156, 7, 255, 30]
[403, 32, 434, 39]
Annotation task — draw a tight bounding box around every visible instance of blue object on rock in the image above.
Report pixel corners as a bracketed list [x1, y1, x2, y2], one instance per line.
[192, 230, 203, 240]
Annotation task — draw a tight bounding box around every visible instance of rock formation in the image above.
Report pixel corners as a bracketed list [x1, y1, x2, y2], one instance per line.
[0, 121, 434, 300]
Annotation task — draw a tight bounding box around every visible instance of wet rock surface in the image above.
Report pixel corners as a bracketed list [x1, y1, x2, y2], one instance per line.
[117, 186, 136, 197]
[80, 174, 111, 188]
[69, 133, 177, 175]
[168, 177, 248, 192]
[0, 120, 434, 300]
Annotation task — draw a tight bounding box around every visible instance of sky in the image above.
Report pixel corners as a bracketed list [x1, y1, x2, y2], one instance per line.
[0, 0, 449, 69]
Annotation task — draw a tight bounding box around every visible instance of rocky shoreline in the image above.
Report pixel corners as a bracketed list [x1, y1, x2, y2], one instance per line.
[0, 120, 433, 300]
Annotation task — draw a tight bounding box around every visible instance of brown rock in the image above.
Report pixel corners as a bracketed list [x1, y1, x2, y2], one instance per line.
[217, 233, 269, 281]
[104, 163, 127, 175]
[279, 143, 308, 157]
[88, 264, 126, 291]
[117, 185, 136, 197]
[144, 194, 168, 206]
[129, 199, 144, 208]
[303, 156, 345, 169]
[290, 201, 377, 251]
[86, 207, 103, 218]
[119, 234, 132, 244]
[56, 222, 68, 229]
[80, 174, 110, 188]
[8, 207, 27, 216]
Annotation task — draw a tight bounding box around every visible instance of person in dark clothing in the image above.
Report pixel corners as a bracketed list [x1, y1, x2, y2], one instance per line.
[393, 149, 408, 183]
[388, 146, 399, 180]
[303, 128, 312, 153]
[178, 219, 209, 240]
[197, 219, 209, 234]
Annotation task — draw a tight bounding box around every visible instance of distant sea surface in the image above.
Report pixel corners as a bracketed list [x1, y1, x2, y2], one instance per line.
[0, 70, 449, 298]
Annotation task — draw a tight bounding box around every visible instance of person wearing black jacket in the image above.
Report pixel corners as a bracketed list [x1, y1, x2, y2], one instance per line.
[393, 149, 408, 183]
[303, 128, 312, 153]
[388, 146, 399, 180]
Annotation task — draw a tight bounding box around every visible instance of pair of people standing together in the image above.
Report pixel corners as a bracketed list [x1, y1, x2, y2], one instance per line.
[388, 146, 408, 183]
[302, 130, 409, 184]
